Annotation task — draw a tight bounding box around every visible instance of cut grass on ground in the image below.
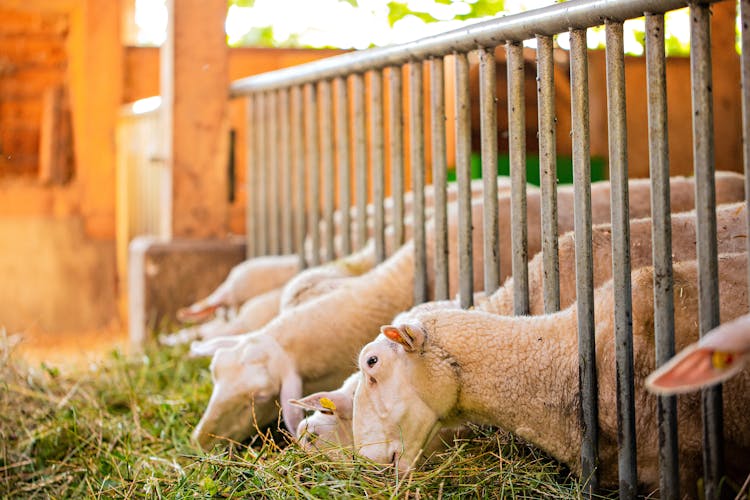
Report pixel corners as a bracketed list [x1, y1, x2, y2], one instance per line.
[1, 338, 614, 498]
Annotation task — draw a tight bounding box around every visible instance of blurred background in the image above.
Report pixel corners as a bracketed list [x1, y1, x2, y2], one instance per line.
[0, 0, 741, 366]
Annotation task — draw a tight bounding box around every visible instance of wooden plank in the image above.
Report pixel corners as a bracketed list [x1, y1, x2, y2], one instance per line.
[38, 84, 73, 185]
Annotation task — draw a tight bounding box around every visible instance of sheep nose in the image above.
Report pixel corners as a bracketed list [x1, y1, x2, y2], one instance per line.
[298, 431, 319, 452]
[192, 426, 216, 451]
[393, 451, 412, 475]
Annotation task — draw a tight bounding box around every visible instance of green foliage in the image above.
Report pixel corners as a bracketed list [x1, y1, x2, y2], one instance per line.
[630, 25, 689, 57]
[387, 1, 436, 26]
[387, 0, 506, 27]
[231, 26, 277, 48]
[664, 33, 690, 57]
[229, 0, 256, 7]
[0, 340, 616, 498]
[454, 0, 507, 21]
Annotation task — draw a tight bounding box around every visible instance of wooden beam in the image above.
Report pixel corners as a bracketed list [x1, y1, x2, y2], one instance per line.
[67, 0, 123, 239]
[162, 0, 230, 239]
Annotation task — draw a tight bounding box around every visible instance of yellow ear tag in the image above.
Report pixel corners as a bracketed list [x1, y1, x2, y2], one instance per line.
[711, 351, 734, 370]
[320, 397, 337, 412]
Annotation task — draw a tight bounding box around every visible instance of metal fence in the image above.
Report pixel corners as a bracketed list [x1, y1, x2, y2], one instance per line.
[115, 97, 170, 280]
[230, 0, 746, 498]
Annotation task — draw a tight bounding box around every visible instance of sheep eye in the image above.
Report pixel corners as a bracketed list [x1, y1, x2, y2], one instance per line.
[367, 355, 378, 368]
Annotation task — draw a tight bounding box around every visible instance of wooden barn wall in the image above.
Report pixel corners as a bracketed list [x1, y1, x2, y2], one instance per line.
[0, 7, 69, 178]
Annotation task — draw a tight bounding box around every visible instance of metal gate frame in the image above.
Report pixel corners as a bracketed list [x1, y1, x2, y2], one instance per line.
[230, 1, 747, 498]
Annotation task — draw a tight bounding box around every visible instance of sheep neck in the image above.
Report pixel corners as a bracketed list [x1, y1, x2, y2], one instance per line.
[275, 242, 416, 381]
[428, 308, 582, 469]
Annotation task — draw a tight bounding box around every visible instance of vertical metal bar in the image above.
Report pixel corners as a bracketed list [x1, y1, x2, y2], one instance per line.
[280, 88, 293, 255]
[268, 91, 280, 255]
[606, 21, 637, 498]
[305, 83, 321, 266]
[389, 66, 405, 252]
[257, 93, 268, 255]
[228, 129, 236, 204]
[430, 57, 449, 301]
[507, 41, 528, 316]
[246, 96, 257, 258]
[691, 5, 723, 498]
[371, 70, 386, 263]
[537, 35, 560, 313]
[321, 80, 336, 261]
[292, 85, 307, 266]
[740, 0, 750, 303]
[335, 76, 352, 256]
[455, 52, 473, 309]
[353, 73, 368, 251]
[570, 28, 598, 496]
[645, 13, 679, 498]
[479, 46, 500, 295]
[411, 60, 428, 304]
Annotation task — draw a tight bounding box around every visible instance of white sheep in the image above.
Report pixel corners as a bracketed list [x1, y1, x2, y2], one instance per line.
[179, 180, 506, 342]
[191, 248, 416, 450]
[439, 173, 744, 298]
[169, 238, 377, 349]
[309, 178, 515, 260]
[281, 181, 511, 319]
[291, 371, 468, 459]
[279, 241, 378, 311]
[160, 288, 284, 347]
[352, 252, 750, 493]
[192, 173, 746, 450]
[290, 300, 461, 451]
[185, 244, 381, 357]
[176, 255, 301, 323]
[178, 191, 397, 326]
[180, 172, 742, 324]
[293, 202, 749, 453]
[290, 373, 359, 453]
[646, 312, 750, 394]
[481, 201, 748, 315]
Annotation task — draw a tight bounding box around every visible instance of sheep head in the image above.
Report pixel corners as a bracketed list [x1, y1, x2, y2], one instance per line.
[290, 389, 355, 452]
[192, 333, 303, 450]
[290, 373, 359, 452]
[352, 321, 458, 473]
[646, 312, 750, 395]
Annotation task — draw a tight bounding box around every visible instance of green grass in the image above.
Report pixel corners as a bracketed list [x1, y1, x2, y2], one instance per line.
[1, 336, 614, 498]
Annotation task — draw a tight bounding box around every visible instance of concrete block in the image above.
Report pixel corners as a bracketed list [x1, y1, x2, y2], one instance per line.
[128, 236, 246, 346]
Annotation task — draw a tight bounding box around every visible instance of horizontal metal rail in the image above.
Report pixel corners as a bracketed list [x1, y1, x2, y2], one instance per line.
[230, 0, 717, 96]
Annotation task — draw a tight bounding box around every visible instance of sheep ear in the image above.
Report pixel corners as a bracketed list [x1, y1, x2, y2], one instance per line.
[189, 336, 242, 358]
[381, 324, 424, 352]
[645, 343, 748, 395]
[280, 368, 304, 435]
[177, 302, 220, 323]
[288, 391, 351, 418]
